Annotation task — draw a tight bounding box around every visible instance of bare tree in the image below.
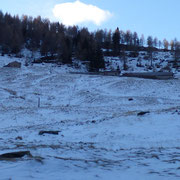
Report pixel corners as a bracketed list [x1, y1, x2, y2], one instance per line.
[139, 34, 145, 47]
[163, 39, 169, 50]
[153, 37, 158, 48]
[170, 40, 175, 51]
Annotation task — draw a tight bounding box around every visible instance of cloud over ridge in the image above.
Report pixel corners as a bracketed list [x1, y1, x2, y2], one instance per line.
[53, 0, 112, 26]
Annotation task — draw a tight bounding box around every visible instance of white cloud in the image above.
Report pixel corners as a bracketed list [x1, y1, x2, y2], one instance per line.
[52, 0, 112, 26]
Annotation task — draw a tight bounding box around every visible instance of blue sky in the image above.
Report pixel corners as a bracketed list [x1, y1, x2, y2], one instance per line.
[1, 0, 180, 41]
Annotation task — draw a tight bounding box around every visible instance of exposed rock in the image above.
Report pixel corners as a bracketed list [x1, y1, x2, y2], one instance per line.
[15, 136, 23, 140]
[128, 98, 133, 101]
[137, 111, 150, 116]
[34, 156, 44, 164]
[4, 61, 21, 68]
[39, 130, 60, 135]
[0, 151, 32, 159]
[151, 154, 160, 159]
[159, 66, 171, 72]
[3, 88, 17, 95]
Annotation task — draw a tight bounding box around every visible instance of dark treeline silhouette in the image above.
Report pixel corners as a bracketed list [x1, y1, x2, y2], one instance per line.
[0, 11, 180, 71]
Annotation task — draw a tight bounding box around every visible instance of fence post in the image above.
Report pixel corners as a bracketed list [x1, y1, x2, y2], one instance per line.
[38, 97, 40, 108]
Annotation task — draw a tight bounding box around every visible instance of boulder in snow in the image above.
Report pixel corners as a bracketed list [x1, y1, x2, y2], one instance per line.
[4, 61, 21, 68]
[137, 111, 150, 116]
[0, 151, 32, 159]
[39, 130, 60, 135]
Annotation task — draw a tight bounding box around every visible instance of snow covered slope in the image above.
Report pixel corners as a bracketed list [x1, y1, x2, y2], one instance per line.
[0, 55, 180, 179]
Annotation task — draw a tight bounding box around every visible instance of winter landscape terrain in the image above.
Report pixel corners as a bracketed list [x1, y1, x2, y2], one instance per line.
[0, 52, 180, 180]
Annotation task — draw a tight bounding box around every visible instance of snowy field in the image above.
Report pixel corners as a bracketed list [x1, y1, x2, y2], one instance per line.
[0, 56, 180, 179]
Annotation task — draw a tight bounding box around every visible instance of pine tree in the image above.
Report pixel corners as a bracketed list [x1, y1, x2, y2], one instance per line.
[112, 27, 120, 56]
[104, 30, 112, 55]
[57, 35, 72, 64]
[174, 41, 180, 62]
[147, 36, 153, 67]
[89, 44, 105, 72]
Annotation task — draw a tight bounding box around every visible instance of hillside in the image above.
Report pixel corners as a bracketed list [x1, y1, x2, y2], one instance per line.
[0, 54, 180, 179]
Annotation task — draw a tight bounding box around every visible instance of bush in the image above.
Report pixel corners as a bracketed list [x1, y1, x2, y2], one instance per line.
[129, 51, 139, 58]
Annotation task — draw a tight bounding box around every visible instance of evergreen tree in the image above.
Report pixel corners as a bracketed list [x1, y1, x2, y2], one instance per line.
[112, 27, 120, 56]
[104, 30, 112, 55]
[147, 36, 154, 67]
[89, 44, 105, 72]
[174, 41, 180, 62]
[57, 35, 72, 64]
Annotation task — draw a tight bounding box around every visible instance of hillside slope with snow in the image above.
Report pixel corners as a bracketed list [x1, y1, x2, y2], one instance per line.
[0, 55, 180, 179]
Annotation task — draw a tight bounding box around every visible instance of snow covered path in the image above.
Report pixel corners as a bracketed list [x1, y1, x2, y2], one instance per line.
[0, 63, 180, 179]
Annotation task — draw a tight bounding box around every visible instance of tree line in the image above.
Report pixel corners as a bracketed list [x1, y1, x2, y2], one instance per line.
[0, 11, 180, 71]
